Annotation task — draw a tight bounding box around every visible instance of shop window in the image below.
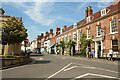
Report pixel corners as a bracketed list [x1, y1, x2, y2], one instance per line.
[112, 40, 118, 52]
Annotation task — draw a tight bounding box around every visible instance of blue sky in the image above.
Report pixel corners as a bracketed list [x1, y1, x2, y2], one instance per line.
[2, 2, 112, 41]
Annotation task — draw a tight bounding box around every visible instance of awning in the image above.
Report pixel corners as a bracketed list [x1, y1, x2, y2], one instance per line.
[49, 44, 56, 48]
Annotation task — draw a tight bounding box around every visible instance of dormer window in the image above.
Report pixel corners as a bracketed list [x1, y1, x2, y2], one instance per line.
[101, 8, 107, 16]
[86, 16, 91, 23]
[73, 22, 77, 27]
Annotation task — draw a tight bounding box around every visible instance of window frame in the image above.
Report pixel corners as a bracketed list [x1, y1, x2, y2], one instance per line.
[110, 19, 118, 34]
[96, 25, 102, 37]
[101, 8, 107, 16]
[111, 40, 118, 52]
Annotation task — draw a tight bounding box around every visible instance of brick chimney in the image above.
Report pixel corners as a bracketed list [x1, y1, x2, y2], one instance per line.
[56, 27, 60, 35]
[0, 8, 5, 16]
[87, 6, 93, 16]
[50, 29, 53, 35]
[41, 33, 44, 38]
[46, 32, 49, 36]
[63, 25, 67, 30]
[85, 6, 93, 17]
[85, 7, 88, 17]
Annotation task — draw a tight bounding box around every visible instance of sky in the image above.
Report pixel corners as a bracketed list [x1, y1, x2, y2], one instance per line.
[1, 1, 113, 42]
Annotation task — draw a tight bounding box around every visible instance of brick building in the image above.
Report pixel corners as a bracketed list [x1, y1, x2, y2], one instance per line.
[56, 24, 78, 55]
[77, 1, 120, 58]
[55, 1, 120, 58]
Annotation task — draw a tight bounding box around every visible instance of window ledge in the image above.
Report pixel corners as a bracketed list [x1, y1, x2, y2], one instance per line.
[110, 32, 118, 35]
[96, 35, 103, 37]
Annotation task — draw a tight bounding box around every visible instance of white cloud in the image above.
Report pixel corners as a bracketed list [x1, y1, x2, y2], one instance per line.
[24, 2, 57, 26]
[97, 2, 112, 8]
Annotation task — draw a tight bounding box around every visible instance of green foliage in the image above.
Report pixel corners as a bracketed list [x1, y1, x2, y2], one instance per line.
[60, 40, 66, 54]
[4, 55, 15, 58]
[2, 17, 27, 44]
[67, 39, 74, 55]
[80, 33, 93, 55]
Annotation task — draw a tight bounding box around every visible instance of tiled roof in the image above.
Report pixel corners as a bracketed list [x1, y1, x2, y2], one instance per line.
[77, 2, 120, 28]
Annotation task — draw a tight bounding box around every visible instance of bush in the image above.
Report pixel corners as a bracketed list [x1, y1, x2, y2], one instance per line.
[4, 55, 15, 58]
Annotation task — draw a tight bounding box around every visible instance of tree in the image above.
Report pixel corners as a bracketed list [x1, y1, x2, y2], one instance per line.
[2, 16, 27, 44]
[80, 33, 93, 56]
[60, 40, 66, 55]
[67, 39, 74, 56]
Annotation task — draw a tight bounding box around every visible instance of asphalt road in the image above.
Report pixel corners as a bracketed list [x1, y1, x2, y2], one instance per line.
[1, 53, 120, 80]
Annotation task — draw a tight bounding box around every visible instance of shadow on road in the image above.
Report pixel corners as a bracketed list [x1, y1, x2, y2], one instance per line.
[30, 53, 44, 57]
[34, 60, 51, 64]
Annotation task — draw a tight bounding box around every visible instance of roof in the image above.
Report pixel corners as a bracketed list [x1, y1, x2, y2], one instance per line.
[77, 1, 120, 28]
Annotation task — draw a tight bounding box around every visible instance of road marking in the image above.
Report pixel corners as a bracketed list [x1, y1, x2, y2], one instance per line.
[63, 66, 78, 71]
[81, 66, 95, 69]
[39, 57, 43, 60]
[45, 63, 72, 80]
[72, 63, 118, 74]
[61, 57, 65, 59]
[73, 73, 89, 79]
[72, 73, 120, 80]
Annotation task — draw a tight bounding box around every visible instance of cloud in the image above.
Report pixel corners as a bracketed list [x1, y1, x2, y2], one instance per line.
[97, 2, 112, 8]
[24, 2, 57, 26]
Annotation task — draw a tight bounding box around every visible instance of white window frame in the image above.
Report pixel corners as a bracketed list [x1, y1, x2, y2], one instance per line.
[110, 19, 118, 34]
[87, 28, 90, 39]
[96, 25, 102, 37]
[111, 40, 118, 53]
[101, 8, 107, 16]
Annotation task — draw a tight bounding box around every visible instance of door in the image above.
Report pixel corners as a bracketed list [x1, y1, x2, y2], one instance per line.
[98, 41, 101, 58]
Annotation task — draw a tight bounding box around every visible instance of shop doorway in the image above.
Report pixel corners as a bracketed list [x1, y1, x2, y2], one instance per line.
[98, 41, 101, 58]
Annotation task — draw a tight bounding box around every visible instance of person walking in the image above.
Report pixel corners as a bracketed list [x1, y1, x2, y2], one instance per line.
[108, 48, 113, 61]
[86, 46, 89, 59]
[91, 48, 95, 59]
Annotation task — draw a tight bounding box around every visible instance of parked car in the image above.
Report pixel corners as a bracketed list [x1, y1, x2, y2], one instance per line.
[33, 48, 41, 54]
[21, 47, 32, 56]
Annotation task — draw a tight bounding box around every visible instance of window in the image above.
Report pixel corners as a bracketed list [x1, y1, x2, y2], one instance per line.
[86, 16, 91, 23]
[101, 9, 106, 16]
[110, 19, 117, 33]
[87, 28, 91, 38]
[112, 40, 118, 52]
[96, 25, 101, 36]
[68, 34, 71, 41]
[80, 30, 82, 37]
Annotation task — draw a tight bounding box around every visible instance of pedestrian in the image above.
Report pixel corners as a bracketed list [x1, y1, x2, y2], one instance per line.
[57, 49, 59, 55]
[86, 46, 89, 59]
[108, 48, 113, 61]
[91, 48, 95, 59]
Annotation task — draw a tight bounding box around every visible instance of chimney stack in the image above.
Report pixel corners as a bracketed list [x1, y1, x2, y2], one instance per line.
[41, 33, 44, 38]
[0, 8, 5, 16]
[85, 6, 93, 17]
[50, 29, 53, 35]
[63, 25, 67, 30]
[56, 27, 60, 35]
[85, 7, 88, 17]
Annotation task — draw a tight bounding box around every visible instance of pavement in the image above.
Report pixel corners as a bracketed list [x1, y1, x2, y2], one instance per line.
[1, 53, 120, 80]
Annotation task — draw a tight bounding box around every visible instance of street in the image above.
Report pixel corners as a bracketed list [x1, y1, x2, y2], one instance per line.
[1, 53, 120, 80]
